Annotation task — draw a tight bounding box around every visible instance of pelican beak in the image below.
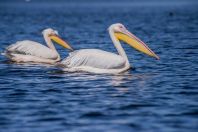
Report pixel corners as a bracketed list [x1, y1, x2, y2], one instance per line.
[49, 34, 73, 51]
[114, 29, 159, 59]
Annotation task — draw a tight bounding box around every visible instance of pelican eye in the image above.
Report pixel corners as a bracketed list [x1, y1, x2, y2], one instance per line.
[48, 34, 55, 37]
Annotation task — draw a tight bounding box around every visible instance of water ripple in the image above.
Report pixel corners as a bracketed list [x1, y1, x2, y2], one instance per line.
[0, 2, 197, 132]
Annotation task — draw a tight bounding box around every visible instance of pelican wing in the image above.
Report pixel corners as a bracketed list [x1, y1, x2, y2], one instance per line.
[61, 49, 126, 69]
[6, 40, 58, 59]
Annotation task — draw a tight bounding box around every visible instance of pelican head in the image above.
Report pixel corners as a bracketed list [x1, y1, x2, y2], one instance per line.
[42, 28, 73, 51]
[110, 23, 159, 59]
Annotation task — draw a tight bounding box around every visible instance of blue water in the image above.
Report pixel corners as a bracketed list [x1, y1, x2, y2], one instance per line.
[0, 1, 198, 132]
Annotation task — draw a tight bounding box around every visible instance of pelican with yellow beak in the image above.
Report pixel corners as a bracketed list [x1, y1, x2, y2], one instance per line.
[60, 23, 159, 74]
[3, 28, 73, 64]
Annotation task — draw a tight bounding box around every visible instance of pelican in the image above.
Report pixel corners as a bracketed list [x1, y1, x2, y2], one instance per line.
[3, 28, 73, 64]
[59, 23, 159, 74]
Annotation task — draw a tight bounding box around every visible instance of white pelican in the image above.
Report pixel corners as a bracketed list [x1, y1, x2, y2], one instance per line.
[59, 23, 159, 74]
[3, 28, 73, 64]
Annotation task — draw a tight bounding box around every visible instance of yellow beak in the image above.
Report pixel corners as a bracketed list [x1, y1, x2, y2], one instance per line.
[114, 30, 159, 59]
[49, 35, 73, 51]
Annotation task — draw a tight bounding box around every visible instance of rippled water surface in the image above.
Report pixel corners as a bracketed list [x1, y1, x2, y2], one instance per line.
[0, 1, 198, 132]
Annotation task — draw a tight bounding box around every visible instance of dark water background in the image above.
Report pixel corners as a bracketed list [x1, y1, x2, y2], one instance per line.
[0, 1, 198, 132]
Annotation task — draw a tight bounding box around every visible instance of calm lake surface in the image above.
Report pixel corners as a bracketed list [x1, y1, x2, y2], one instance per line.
[0, 1, 197, 132]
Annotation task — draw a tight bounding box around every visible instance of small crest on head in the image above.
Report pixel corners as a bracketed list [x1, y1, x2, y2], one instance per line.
[42, 28, 58, 36]
[108, 23, 125, 32]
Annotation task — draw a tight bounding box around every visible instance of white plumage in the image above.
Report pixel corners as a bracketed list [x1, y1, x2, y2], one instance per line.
[6, 40, 58, 60]
[61, 49, 126, 69]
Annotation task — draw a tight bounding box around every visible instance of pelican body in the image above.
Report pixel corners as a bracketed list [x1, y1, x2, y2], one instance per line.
[3, 28, 72, 64]
[60, 23, 159, 74]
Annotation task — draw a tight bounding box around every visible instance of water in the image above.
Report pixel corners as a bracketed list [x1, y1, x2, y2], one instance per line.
[0, 1, 198, 132]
